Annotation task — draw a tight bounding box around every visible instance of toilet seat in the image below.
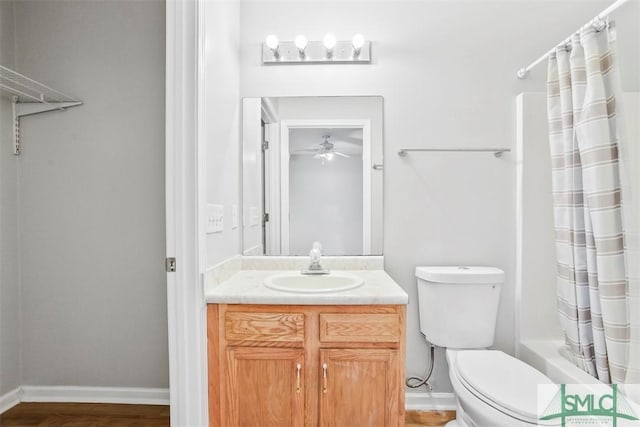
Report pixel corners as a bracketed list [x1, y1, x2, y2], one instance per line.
[453, 350, 555, 424]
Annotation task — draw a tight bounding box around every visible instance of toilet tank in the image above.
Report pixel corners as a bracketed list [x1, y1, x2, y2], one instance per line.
[416, 266, 504, 349]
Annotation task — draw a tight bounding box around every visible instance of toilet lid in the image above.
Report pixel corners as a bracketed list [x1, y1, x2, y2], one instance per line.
[455, 350, 555, 423]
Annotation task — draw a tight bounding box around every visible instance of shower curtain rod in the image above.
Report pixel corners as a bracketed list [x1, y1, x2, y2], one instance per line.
[516, 0, 630, 79]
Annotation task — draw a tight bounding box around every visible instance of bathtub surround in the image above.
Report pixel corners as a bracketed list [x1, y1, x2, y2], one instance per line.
[547, 27, 630, 383]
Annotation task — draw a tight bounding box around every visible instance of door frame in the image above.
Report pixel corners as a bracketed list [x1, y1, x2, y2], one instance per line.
[166, 0, 207, 425]
[279, 119, 372, 254]
[263, 123, 281, 255]
[261, 99, 281, 255]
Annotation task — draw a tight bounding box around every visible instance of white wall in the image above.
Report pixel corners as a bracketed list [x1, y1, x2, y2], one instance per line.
[515, 93, 562, 345]
[203, 0, 242, 268]
[12, 0, 167, 388]
[239, 0, 640, 392]
[0, 0, 21, 396]
[289, 147, 363, 255]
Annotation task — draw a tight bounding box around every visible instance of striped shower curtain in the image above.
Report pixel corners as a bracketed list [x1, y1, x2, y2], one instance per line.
[546, 25, 630, 384]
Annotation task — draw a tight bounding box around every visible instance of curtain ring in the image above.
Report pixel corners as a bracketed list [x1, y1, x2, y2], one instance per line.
[592, 17, 607, 32]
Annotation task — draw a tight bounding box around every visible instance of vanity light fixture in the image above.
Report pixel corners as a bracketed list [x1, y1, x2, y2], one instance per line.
[323, 33, 337, 57]
[262, 34, 371, 64]
[295, 35, 308, 57]
[352, 33, 365, 57]
[265, 34, 279, 57]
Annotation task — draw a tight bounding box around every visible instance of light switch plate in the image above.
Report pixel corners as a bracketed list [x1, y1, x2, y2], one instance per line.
[207, 204, 224, 234]
[232, 205, 238, 229]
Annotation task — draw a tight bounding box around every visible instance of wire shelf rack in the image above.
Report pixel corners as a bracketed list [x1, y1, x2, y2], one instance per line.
[0, 65, 82, 155]
[0, 65, 80, 104]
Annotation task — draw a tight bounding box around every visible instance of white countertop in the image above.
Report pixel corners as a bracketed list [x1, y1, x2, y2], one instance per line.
[205, 269, 409, 305]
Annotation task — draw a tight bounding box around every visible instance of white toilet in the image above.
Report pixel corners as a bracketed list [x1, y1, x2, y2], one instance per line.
[416, 266, 556, 427]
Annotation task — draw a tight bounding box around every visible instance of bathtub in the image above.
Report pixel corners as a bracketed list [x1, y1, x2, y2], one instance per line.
[518, 339, 640, 413]
[518, 339, 602, 385]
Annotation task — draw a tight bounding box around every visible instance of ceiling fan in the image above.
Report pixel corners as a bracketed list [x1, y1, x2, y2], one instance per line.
[292, 134, 350, 163]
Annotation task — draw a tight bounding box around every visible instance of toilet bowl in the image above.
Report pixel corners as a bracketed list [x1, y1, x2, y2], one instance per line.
[445, 349, 558, 427]
[415, 266, 558, 427]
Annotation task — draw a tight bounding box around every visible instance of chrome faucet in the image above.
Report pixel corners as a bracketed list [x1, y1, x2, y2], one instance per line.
[301, 241, 329, 275]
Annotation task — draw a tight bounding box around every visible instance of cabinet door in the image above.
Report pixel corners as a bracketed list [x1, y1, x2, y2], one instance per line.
[223, 347, 305, 427]
[319, 349, 401, 427]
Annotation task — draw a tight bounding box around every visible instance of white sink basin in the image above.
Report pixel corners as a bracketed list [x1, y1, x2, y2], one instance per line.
[263, 272, 364, 293]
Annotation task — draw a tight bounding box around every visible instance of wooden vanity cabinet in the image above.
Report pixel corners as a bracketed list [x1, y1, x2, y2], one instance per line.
[207, 304, 406, 427]
[319, 348, 400, 427]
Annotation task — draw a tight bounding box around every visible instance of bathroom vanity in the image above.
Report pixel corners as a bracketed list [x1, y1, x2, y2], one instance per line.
[204, 95, 406, 426]
[206, 267, 408, 427]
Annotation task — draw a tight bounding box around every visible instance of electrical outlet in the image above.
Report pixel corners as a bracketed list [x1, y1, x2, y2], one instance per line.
[207, 204, 224, 234]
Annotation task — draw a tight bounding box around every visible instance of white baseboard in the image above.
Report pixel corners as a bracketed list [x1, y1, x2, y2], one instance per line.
[0, 387, 22, 413]
[20, 386, 169, 405]
[6, 386, 448, 413]
[405, 391, 457, 411]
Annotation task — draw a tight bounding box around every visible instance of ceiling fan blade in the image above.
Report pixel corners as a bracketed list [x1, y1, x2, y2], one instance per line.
[292, 148, 320, 153]
[328, 140, 362, 150]
[335, 135, 362, 144]
[334, 151, 350, 158]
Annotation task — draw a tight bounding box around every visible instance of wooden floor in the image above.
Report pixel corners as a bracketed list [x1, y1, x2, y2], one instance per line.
[405, 410, 456, 427]
[0, 403, 170, 427]
[0, 403, 455, 426]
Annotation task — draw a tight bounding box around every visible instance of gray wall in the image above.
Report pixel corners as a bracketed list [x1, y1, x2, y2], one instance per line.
[10, 0, 168, 388]
[0, 0, 21, 396]
[239, 0, 640, 392]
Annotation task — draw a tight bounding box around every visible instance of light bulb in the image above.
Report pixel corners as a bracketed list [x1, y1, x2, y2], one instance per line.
[295, 35, 308, 51]
[352, 33, 365, 50]
[323, 33, 337, 51]
[265, 34, 279, 52]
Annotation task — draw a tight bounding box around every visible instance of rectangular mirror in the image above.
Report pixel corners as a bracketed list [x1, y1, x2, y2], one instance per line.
[242, 96, 383, 256]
